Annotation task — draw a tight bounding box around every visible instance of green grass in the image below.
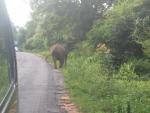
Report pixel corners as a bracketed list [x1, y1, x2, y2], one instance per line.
[62, 54, 150, 113]
[0, 55, 10, 102]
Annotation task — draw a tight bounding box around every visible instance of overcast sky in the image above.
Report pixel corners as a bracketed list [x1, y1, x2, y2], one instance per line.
[5, 0, 31, 27]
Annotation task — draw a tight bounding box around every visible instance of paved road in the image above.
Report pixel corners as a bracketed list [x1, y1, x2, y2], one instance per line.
[17, 52, 61, 113]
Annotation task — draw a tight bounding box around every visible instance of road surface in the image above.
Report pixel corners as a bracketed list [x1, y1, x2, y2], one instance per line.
[17, 52, 61, 113]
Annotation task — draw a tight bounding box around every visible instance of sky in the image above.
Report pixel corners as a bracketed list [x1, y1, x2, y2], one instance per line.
[5, 0, 31, 27]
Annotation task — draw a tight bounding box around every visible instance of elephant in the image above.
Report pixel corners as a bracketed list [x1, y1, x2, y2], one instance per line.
[50, 43, 67, 69]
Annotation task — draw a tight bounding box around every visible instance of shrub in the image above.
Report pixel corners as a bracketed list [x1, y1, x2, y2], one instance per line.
[134, 59, 150, 79]
[24, 37, 46, 51]
[63, 54, 150, 113]
[115, 62, 138, 80]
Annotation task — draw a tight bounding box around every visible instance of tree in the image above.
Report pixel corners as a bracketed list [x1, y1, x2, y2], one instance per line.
[27, 0, 115, 49]
[88, 0, 145, 67]
[16, 0, 115, 51]
[16, 28, 27, 48]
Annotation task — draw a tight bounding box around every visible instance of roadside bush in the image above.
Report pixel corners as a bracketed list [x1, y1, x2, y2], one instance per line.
[63, 54, 150, 113]
[24, 37, 46, 51]
[115, 62, 138, 80]
[134, 59, 150, 79]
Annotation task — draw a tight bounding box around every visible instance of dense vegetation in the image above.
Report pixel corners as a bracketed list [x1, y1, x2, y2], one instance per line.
[16, 0, 150, 112]
[63, 54, 150, 113]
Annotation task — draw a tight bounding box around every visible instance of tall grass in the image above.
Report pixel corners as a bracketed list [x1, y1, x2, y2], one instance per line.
[63, 53, 150, 113]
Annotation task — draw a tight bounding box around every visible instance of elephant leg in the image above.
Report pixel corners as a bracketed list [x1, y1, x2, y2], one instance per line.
[59, 59, 64, 68]
[54, 59, 57, 69]
[64, 55, 67, 66]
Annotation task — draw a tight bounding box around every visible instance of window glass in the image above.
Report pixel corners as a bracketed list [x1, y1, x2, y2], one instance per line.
[0, 34, 10, 102]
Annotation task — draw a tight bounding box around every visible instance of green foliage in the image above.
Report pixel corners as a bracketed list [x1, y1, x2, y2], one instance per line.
[15, 20, 36, 50]
[88, 0, 146, 67]
[73, 41, 94, 57]
[142, 39, 150, 57]
[16, 0, 115, 51]
[134, 0, 150, 18]
[115, 62, 138, 80]
[16, 28, 27, 48]
[133, 16, 150, 40]
[63, 55, 150, 113]
[134, 59, 150, 79]
[24, 35, 46, 51]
